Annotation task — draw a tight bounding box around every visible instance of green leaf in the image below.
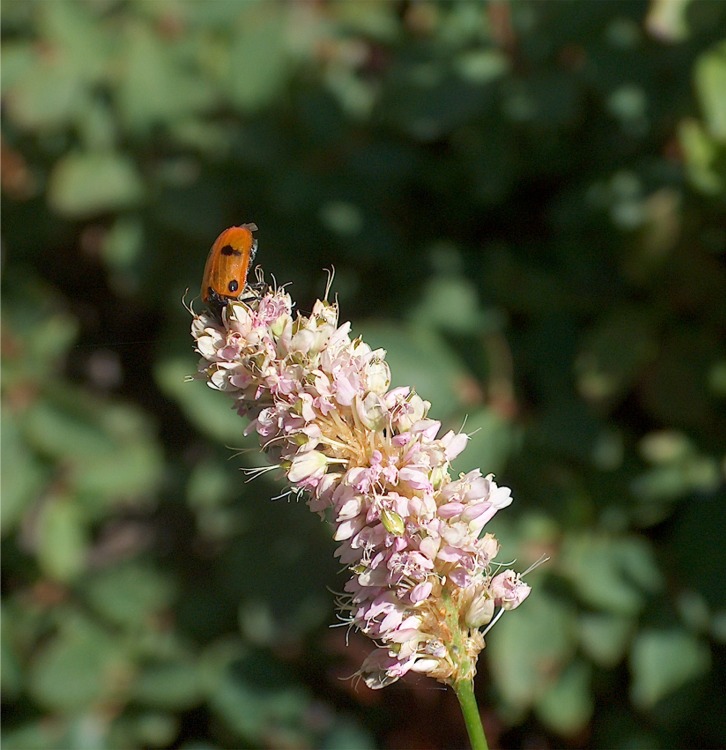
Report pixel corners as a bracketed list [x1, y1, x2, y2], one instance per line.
[0, 410, 46, 536]
[2, 721, 73, 750]
[411, 274, 501, 335]
[645, 0, 692, 41]
[0, 42, 35, 94]
[133, 661, 202, 710]
[579, 612, 634, 667]
[74, 439, 162, 503]
[695, 42, 726, 140]
[0, 276, 79, 376]
[1, 605, 23, 699]
[5, 55, 86, 130]
[187, 457, 237, 510]
[48, 151, 144, 217]
[36, 497, 87, 582]
[455, 49, 508, 84]
[534, 659, 593, 736]
[560, 534, 663, 615]
[127, 713, 178, 749]
[630, 628, 711, 709]
[39, 0, 109, 84]
[24, 390, 118, 460]
[63, 714, 113, 750]
[29, 618, 125, 712]
[631, 457, 720, 506]
[101, 216, 145, 272]
[226, 11, 289, 111]
[117, 22, 214, 133]
[22, 387, 162, 510]
[679, 118, 725, 194]
[487, 591, 577, 709]
[85, 563, 174, 629]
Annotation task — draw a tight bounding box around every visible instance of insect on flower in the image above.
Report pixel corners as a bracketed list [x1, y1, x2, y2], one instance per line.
[191, 227, 542, 748]
[201, 223, 259, 316]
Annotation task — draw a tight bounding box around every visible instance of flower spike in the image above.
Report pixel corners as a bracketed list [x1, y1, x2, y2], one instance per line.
[192, 283, 531, 689]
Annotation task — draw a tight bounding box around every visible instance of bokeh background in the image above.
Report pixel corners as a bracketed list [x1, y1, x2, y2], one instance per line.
[2, 1, 725, 748]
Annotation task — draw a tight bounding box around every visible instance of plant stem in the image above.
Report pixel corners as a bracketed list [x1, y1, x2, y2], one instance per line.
[453, 678, 489, 750]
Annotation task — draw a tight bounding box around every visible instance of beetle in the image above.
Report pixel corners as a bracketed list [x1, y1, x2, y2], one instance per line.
[201, 223, 258, 314]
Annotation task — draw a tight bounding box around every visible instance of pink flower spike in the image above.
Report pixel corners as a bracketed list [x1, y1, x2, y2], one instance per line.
[191, 284, 535, 692]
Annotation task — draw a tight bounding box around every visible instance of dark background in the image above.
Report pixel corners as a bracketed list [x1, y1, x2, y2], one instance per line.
[2, 1, 725, 748]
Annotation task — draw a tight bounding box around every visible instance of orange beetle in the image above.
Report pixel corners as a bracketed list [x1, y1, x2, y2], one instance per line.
[201, 223, 258, 310]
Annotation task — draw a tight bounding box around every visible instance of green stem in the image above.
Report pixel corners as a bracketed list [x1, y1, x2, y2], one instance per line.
[453, 678, 489, 750]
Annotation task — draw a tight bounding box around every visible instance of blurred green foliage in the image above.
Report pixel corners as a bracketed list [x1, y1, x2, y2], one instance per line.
[2, 1, 725, 748]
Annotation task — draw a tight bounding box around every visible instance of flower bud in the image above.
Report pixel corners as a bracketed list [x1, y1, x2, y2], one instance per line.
[356, 393, 387, 431]
[464, 590, 495, 628]
[490, 570, 531, 610]
[381, 508, 405, 536]
[366, 357, 391, 394]
[287, 450, 329, 484]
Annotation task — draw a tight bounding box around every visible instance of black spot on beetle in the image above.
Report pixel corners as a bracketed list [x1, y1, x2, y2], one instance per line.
[221, 244, 242, 256]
